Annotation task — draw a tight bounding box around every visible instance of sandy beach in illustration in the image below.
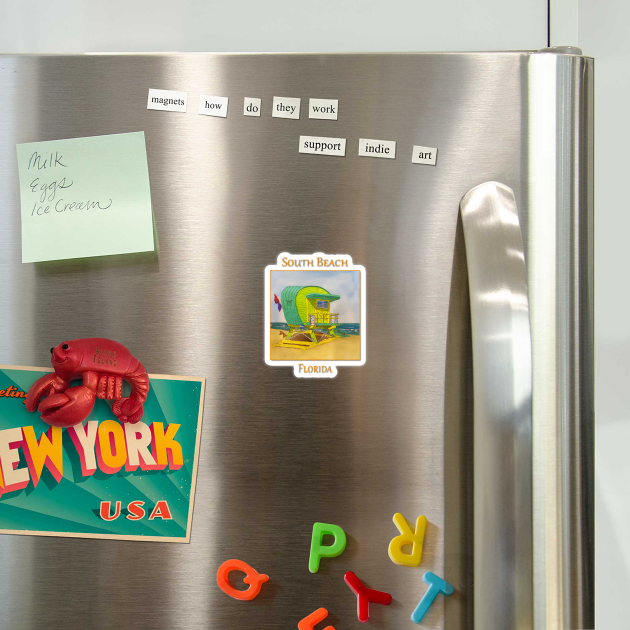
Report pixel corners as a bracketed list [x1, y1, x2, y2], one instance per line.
[269, 329, 361, 361]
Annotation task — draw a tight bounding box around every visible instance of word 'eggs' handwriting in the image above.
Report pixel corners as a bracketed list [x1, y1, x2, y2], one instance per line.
[30, 177, 73, 202]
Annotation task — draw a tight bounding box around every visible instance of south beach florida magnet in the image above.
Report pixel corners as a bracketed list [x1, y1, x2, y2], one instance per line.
[0, 366, 204, 543]
[265, 253, 366, 378]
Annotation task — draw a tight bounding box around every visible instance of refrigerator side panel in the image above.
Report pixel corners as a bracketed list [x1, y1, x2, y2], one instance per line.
[526, 52, 595, 630]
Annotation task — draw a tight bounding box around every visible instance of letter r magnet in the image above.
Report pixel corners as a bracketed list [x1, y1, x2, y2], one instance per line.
[388, 512, 427, 566]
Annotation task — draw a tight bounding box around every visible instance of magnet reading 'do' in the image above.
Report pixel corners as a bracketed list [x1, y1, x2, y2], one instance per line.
[265, 253, 366, 378]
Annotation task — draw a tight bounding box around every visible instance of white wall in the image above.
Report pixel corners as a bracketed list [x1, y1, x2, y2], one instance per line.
[577, 1, 629, 627]
[0, 0, 547, 53]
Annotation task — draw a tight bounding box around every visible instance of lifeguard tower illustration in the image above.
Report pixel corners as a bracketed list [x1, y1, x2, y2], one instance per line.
[274, 285, 348, 350]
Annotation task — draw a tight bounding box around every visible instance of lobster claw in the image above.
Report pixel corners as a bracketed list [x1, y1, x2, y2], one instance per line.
[112, 398, 144, 424]
[37, 386, 96, 428]
[25, 373, 67, 413]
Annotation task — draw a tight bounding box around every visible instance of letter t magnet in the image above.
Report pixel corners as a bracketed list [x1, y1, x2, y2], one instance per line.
[388, 512, 427, 566]
[411, 572, 454, 624]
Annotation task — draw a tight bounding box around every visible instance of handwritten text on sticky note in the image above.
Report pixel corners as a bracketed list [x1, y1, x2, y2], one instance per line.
[17, 132, 155, 263]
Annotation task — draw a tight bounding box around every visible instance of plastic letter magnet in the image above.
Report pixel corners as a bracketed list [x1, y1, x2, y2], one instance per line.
[309, 522, 347, 573]
[298, 608, 335, 630]
[388, 512, 427, 567]
[216, 559, 269, 601]
[411, 571, 454, 623]
[344, 571, 392, 622]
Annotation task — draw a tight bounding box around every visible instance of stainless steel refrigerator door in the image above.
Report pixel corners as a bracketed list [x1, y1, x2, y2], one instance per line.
[0, 52, 593, 629]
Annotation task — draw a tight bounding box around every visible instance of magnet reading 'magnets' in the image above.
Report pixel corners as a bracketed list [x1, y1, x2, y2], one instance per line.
[25, 338, 149, 428]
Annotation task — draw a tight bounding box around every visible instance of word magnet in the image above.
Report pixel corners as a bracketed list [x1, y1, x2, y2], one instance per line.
[411, 145, 438, 166]
[198, 95, 228, 118]
[388, 512, 427, 567]
[216, 559, 269, 601]
[265, 252, 367, 378]
[358, 138, 396, 160]
[308, 98, 338, 120]
[272, 96, 300, 119]
[299, 136, 346, 157]
[244, 97, 262, 116]
[147, 88, 187, 112]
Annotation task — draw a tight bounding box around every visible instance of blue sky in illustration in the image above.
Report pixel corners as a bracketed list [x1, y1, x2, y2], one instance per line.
[270, 270, 361, 324]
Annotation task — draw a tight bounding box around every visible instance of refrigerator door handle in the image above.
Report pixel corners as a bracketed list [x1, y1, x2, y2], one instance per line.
[460, 181, 533, 629]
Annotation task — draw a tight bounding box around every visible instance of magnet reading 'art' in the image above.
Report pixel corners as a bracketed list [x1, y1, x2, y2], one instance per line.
[25, 338, 149, 427]
[216, 559, 269, 601]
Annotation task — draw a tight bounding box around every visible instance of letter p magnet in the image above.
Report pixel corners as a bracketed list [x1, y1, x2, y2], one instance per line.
[309, 523, 347, 573]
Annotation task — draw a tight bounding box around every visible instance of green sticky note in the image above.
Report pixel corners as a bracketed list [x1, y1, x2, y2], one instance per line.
[16, 132, 154, 263]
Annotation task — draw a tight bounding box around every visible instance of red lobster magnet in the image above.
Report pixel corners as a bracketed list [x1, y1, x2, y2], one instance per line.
[26, 338, 149, 428]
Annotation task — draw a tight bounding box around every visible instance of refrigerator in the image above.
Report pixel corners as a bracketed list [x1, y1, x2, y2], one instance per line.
[0, 50, 593, 629]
